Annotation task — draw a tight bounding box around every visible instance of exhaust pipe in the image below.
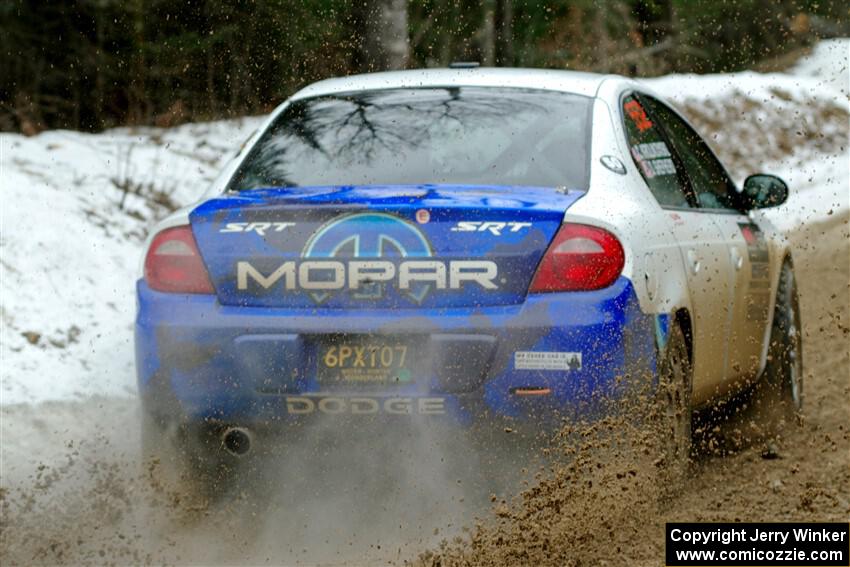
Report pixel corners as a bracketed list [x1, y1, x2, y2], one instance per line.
[221, 427, 253, 457]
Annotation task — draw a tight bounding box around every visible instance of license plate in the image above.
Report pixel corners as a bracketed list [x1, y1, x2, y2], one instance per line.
[316, 338, 416, 386]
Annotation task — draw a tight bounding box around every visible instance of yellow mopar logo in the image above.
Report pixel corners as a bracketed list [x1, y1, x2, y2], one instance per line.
[285, 396, 446, 415]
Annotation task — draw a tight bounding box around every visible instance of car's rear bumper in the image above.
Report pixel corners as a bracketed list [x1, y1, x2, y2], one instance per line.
[135, 277, 657, 429]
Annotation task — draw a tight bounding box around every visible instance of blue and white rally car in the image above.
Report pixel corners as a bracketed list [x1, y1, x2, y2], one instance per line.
[137, 68, 802, 472]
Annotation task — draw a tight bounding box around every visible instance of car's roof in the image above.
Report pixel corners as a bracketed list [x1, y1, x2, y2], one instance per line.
[291, 68, 615, 100]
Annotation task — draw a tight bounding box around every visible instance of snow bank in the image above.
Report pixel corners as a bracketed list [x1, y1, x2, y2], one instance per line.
[645, 38, 849, 105]
[644, 37, 849, 233]
[770, 39, 849, 231]
[1, 41, 847, 406]
[790, 38, 850, 98]
[0, 119, 262, 404]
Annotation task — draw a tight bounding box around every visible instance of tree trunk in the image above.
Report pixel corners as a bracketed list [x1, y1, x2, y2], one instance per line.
[634, 0, 673, 46]
[128, 0, 147, 125]
[494, 0, 513, 66]
[631, 0, 673, 74]
[362, 0, 409, 71]
[480, 0, 496, 66]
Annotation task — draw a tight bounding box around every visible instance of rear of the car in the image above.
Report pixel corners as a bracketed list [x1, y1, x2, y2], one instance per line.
[136, 82, 657, 441]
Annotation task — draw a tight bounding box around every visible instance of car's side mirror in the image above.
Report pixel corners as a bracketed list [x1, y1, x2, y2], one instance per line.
[742, 174, 788, 210]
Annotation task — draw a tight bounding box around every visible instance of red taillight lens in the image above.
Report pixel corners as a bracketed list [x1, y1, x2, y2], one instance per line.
[144, 226, 214, 294]
[529, 223, 625, 293]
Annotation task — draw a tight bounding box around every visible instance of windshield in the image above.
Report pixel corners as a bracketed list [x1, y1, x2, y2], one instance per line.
[228, 87, 592, 191]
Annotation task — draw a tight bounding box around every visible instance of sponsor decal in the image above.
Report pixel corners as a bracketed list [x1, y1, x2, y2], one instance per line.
[514, 351, 582, 371]
[738, 221, 771, 320]
[219, 222, 295, 235]
[284, 396, 446, 415]
[303, 212, 434, 303]
[639, 157, 676, 178]
[629, 141, 676, 179]
[631, 142, 670, 160]
[624, 99, 654, 132]
[450, 221, 533, 235]
[236, 212, 499, 304]
[631, 145, 676, 179]
[236, 260, 497, 300]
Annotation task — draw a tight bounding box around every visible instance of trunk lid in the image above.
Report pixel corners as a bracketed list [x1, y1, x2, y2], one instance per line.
[189, 185, 585, 308]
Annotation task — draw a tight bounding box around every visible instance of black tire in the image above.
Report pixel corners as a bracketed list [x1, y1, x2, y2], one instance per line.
[654, 322, 693, 485]
[753, 260, 803, 426]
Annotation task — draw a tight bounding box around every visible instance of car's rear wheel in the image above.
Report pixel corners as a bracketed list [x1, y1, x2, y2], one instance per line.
[753, 260, 803, 426]
[654, 322, 693, 487]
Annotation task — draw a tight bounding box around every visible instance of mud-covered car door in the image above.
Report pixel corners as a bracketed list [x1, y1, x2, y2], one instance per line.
[621, 93, 734, 403]
[641, 95, 771, 386]
[720, 216, 773, 380]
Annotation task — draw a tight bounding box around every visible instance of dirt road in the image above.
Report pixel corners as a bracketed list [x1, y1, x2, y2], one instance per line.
[423, 213, 850, 566]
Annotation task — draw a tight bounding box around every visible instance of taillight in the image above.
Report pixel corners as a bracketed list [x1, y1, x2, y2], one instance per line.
[144, 226, 214, 294]
[529, 223, 625, 293]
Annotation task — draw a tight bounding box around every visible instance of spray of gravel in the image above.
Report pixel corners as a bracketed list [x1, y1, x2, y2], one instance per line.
[0, 396, 536, 565]
[416, 374, 697, 567]
[0, 364, 818, 566]
[417, 359, 817, 566]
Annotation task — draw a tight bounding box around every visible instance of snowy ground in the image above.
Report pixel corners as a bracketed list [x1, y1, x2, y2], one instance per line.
[0, 40, 848, 407]
[644, 38, 849, 232]
[0, 119, 262, 403]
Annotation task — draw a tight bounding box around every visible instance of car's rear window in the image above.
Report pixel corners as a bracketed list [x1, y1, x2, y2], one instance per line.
[228, 87, 592, 191]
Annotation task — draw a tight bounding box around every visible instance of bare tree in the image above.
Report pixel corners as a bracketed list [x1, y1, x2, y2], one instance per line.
[362, 0, 410, 71]
[494, 0, 513, 66]
[480, 0, 496, 66]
